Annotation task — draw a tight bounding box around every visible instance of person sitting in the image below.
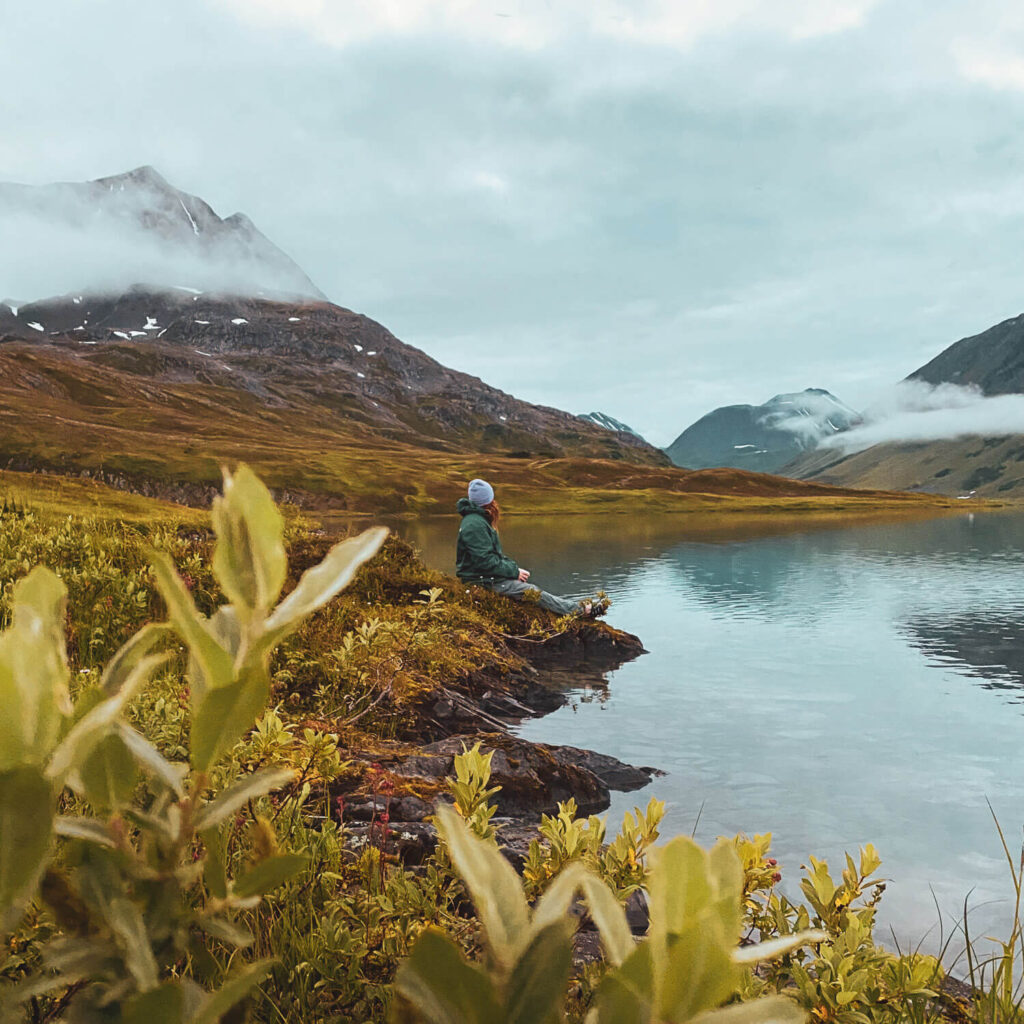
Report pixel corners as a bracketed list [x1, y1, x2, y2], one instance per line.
[455, 478, 592, 617]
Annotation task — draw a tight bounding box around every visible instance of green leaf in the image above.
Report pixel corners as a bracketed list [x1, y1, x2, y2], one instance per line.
[531, 860, 588, 932]
[580, 870, 637, 967]
[195, 914, 255, 948]
[193, 958, 274, 1024]
[47, 653, 168, 783]
[658, 920, 740, 1023]
[101, 623, 173, 696]
[0, 568, 69, 770]
[190, 664, 270, 771]
[232, 852, 309, 900]
[708, 838, 744, 941]
[212, 465, 287, 617]
[202, 827, 228, 900]
[530, 860, 634, 967]
[690, 995, 807, 1024]
[54, 816, 116, 848]
[732, 931, 828, 965]
[117, 723, 187, 796]
[532, 856, 634, 966]
[434, 803, 530, 968]
[394, 928, 502, 1024]
[507, 920, 574, 1024]
[195, 767, 294, 831]
[262, 526, 389, 645]
[0, 766, 54, 925]
[650, 836, 714, 940]
[78, 731, 138, 811]
[108, 896, 159, 990]
[122, 981, 186, 1024]
[151, 551, 234, 695]
[592, 943, 655, 1024]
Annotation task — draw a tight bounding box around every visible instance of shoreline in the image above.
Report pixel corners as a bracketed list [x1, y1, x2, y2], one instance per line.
[328, 614, 661, 864]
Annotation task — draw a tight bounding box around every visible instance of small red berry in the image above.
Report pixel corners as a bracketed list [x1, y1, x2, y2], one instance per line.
[772, 872, 782, 883]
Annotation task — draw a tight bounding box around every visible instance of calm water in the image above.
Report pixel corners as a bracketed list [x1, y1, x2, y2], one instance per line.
[394, 509, 1024, 950]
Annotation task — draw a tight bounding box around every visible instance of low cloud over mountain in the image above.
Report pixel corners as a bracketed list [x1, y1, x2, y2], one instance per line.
[0, 166, 323, 303]
[819, 381, 1024, 453]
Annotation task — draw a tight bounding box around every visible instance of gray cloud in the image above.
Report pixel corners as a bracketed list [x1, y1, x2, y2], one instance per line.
[4, 1, 1024, 444]
[822, 381, 1024, 450]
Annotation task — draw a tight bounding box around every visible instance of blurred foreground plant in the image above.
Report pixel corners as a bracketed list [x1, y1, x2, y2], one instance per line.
[394, 804, 825, 1024]
[0, 465, 386, 1022]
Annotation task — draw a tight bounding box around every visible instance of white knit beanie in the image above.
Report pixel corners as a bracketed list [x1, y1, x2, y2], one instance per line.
[467, 478, 494, 506]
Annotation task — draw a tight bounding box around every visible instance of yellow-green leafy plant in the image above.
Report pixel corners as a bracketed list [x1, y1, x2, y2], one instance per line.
[394, 804, 824, 1024]
[744, 843, 944, 1024]
[447, 742, 502, 841]
[0, 465, 387, 1022]
[523, 797, 665, 901]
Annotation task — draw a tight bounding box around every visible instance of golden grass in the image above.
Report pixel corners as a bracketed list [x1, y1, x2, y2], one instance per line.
[0, 469, 207, 525]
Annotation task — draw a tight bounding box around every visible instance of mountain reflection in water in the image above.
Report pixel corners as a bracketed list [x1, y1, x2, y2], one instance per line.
[903, 614, 1024, 699]
[374, 507, 1024, 952]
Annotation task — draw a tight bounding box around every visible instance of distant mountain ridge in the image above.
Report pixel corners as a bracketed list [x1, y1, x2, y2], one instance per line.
[785, 313, 1024, 497]
[0, 165, 323, 301]
[666, 388, 861, 473]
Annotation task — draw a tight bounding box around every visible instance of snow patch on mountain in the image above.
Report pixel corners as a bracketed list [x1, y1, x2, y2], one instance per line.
[577, 411, 644, 438]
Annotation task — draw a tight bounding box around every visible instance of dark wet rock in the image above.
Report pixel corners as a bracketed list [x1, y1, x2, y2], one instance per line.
[494, 820, 539, 871]
[548, 745, 662, 793]
[343, 815, 540, 872]
[392, 732, 655, 819]
[573, 888, 648, 938]
[572, 929, 605, 967]
[625, 889, 650, 934]
[343, 821, 437, 865]
[343, 794, 433, 822]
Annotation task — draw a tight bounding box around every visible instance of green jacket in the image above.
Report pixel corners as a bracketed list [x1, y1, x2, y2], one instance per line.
[455, 498, 519, 583]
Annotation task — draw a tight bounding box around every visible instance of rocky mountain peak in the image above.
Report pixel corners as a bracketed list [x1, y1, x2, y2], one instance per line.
[94, 165, 172, 191]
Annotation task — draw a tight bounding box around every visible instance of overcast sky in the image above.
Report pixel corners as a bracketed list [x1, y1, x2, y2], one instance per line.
[4, 1, 1024, 444]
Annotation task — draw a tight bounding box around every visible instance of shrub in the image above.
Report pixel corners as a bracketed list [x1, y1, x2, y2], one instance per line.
[0, 465, 387, 1021]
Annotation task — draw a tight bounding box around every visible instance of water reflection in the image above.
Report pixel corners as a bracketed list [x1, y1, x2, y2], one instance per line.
[903, 613, 1024, 699]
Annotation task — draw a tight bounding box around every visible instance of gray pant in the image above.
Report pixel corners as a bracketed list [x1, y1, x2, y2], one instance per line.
[486, 578, 580, 616]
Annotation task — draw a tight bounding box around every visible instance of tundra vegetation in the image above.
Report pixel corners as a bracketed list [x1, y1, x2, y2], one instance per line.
[0, 468, 1019, 1023]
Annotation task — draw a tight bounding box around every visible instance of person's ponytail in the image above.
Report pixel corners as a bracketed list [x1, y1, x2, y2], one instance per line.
[483, 500, 501, 527]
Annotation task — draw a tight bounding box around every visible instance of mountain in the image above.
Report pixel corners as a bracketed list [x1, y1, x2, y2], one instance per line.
[0, 285, 675, 510]
[783, 313, 1024, 497]
[0, 165, 323, 301]
[907, 313, 1024, 395]
[577, 411, 644, 439]
[665, 389, 861, 473]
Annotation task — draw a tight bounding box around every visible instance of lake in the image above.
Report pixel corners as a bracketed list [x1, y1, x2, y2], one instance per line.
[393, 508, 1024, 952]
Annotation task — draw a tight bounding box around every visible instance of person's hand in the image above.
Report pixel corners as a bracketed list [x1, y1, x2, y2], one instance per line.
[518, 568, 531, 582]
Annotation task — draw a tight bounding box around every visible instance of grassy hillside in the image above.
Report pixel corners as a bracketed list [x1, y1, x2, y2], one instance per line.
[786, 435, 1024, 499]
